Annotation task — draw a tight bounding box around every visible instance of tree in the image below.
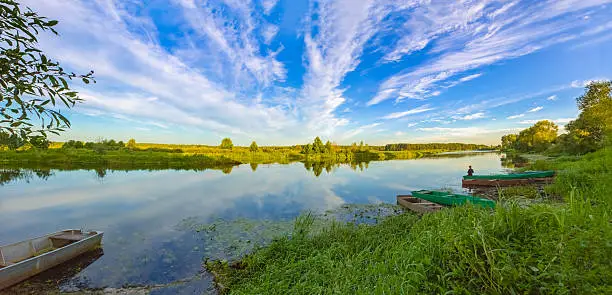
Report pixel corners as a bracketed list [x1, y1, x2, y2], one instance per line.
[127, 138, 136, 149]
[0, 130, 24, 149]
[515, 120, 558, 152]
[220, 138, 233, 149]
[302, 143, 312, 154]
[249, 141, 258, 152]
[563, 81, 612, 153]
[312, 136, 324, 153]
[29, 135, 49, 149]
[0, 1, 94, 140]
[325, 140, 332, 153]
[501, 134, 518, 150]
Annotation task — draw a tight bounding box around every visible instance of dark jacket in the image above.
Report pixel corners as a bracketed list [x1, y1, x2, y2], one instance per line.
[467, 168, 474, 176]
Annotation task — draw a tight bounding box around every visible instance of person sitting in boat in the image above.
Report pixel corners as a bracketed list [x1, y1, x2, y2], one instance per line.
[467, 166, 474, 176]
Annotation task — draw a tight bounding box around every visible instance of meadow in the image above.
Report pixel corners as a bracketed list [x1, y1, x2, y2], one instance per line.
[207, 147, 612, 294]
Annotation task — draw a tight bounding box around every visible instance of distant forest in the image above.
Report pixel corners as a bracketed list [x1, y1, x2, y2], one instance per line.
[383, 143, 491, 152]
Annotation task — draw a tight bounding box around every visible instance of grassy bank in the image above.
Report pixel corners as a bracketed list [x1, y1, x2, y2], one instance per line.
[0, 148, 240, 171]
[208, 148, 612, 294]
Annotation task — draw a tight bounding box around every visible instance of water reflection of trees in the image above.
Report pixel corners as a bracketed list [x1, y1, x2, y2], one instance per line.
[500, 154, 528, 168]
[0, 165, 239, 182]
[303, 160, 371, 177]
[0, 169, 53, 186]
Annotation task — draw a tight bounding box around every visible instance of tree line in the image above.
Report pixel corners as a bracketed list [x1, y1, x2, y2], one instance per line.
[501, 81, 612, 154]
[383, 143, 490, 152]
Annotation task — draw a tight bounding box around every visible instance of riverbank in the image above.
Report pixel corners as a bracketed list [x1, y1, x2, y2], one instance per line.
[0, 149, 241, 171]
[0, 143, 481, 170]
[207, 148, 612, 294]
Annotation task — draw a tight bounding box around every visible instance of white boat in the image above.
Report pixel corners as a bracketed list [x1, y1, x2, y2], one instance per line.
[0, 229, 103, 290]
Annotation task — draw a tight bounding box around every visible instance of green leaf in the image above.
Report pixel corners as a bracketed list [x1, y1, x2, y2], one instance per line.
[59, 77, 69, 89]
[48, 76, 58, 86]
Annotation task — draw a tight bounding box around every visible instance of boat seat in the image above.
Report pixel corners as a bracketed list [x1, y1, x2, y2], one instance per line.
[50, 233, 84, 242]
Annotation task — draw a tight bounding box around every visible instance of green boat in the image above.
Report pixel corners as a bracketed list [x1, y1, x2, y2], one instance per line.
[463, 170, 554, 180]
[411, 190, 496, 208]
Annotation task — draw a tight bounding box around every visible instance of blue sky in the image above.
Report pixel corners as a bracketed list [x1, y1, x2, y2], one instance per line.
[25, 0, 612, 145]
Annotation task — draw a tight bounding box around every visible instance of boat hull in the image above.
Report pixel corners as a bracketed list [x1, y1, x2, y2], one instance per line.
[462, 177, 554, 187]
[463, 170, 555, 180]
[396, 195, 444, 214]
[411, 190, 495, 208]
[0, 230, 103, 290]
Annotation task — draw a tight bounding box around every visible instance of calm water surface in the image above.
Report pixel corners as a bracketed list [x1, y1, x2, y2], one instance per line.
[0, 152, 507, 293]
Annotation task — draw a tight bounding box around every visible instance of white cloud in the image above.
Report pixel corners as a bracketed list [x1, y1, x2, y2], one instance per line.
[369, 0, 612, 105]
[300, 0, 435, 134]
[381, 105, 435, 120]
[571, 77, 610, 88]
[459, 73, 483, 82]
[417, 127, 520, 138]
[527, 106, 544, 113]
[21, 0, 297, 143]
[406, 123, 418, 128]
[571, 80, 584, 88]
[507, 114, 525, 119]
[519, 118, 575, 125]
[341, 122, 382, 139]
[547, 95, 558, 101]
[175, 0, 287, 87]
[262, 24, 279, 44]
[455, 112, 485, 120]
[262, 0, 279, 15]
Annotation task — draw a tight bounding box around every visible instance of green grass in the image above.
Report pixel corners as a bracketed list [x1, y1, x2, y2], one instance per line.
[498, 185, 541, 200]
[208, 148, 612, 294]
[0, 148, 240, 171]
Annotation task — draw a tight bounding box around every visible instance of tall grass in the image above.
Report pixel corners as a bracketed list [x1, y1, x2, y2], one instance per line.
[209, 148, 612, 294]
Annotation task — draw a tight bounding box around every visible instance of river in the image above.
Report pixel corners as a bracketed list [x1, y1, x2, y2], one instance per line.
[0, 152, 508, 294]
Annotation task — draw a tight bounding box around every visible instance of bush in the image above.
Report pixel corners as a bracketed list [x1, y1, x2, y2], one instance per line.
[29, 136, 50, 149]
[220, 138, 234, 149]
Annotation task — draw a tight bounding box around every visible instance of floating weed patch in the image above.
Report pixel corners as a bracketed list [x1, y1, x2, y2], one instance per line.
[178, 204, 405, 264]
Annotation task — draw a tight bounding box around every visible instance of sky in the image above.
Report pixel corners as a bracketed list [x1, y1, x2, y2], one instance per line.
[23, 0, 612, 145]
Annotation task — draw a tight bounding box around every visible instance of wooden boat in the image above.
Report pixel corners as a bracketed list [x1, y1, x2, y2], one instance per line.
[411, 190, 495, 208]
[0, 229, 103, 290]
[462, 177, 554, 187]
[463, 170, 555, 180]
[396, 195, 444, 214]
